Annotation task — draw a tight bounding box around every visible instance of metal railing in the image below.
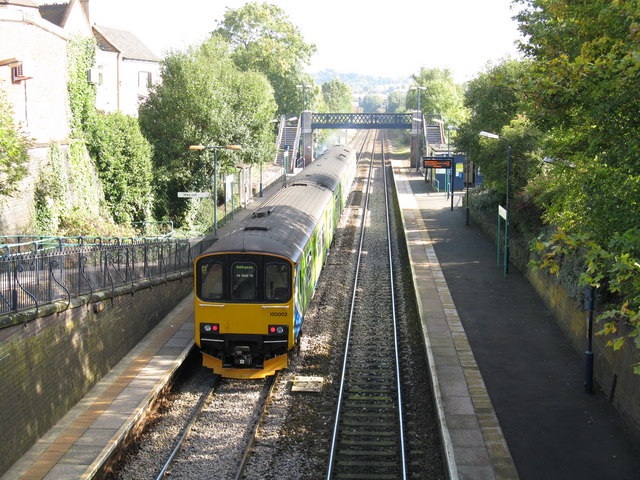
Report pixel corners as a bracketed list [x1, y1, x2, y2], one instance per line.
[0, 236, 215, 317]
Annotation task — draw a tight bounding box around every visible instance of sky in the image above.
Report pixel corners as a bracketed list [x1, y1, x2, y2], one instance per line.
[88, 0, 524, 83]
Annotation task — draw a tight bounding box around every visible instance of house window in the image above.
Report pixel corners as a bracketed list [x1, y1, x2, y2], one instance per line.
[11, 64, 23, 84]
[138, 71, 152, 88]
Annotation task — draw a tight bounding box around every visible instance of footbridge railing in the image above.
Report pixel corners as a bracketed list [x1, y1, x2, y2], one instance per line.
[311, 113, 413, 129]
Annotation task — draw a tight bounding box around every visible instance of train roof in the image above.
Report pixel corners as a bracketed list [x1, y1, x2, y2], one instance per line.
[201, 146, 354, 263]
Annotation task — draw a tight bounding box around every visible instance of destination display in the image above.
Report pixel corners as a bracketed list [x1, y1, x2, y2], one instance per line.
[423, 156, 452, 169]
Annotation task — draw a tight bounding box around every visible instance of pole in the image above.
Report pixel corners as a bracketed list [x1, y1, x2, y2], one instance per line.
[213, 149, 218, 238]
[505, 145, 511, 275]
[283, 146, 289, 187]
[450, 160, 454, 211]
[465, 160, 470, 226]
[584, 286, 595, 393]
[260, 161, 263, 197]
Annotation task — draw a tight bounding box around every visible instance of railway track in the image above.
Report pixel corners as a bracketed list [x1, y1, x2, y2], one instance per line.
[327, 131, 408, 479]
[159, 374, 278, 479]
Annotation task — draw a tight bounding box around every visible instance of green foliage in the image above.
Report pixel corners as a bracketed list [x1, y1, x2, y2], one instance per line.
[515, 0, 640, 243]
[406, 68, 468, 125]
[456, 59, 532, 163]
[532, 229, 640, 368]
[320, 79, 352, 113]
[86, 112, 154, 224]
[213, 2, 317, 115]
[0, 89, 30, 197]
[360, 95, 385, 113]
[138, 35, 277, 226]
[513, 0, 640, 368]
[67, 35, 97, 137]
[386, 91, 406, 113]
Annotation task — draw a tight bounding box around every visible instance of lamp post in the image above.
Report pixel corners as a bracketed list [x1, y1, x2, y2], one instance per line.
[188, 144, 242, 238]
[479, 130, 511, 274]
[410, 86, 426, 112]
[296, 84, 312, 111]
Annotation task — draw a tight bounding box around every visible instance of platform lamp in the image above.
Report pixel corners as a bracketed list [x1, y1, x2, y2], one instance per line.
[479, 130, 511, 274]
[188, 144, 242, 238]
[296, 84, 312, 111]
[409, 85, 426, 112]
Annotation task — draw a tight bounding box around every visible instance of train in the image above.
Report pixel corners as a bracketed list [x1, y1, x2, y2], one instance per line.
[193, 145, 358, 378]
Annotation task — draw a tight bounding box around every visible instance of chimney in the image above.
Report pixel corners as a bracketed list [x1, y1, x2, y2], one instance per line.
[80, 0, 90, 24]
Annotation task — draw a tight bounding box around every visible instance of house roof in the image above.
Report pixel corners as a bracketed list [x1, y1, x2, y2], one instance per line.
[38, 3, 67, 26]
[1, 0, 39, 7]
[93, 25, 160, 62]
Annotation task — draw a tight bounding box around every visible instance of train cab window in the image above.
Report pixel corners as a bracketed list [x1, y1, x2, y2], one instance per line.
[265, 262, 291, 302]
[199, 261, 223, 301]
[232, 262, 257, 300]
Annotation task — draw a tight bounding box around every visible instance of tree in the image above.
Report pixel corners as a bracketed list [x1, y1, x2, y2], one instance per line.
[87, 112, 154, 224]
[456, 59, 540, 200]
[138, 35, 277, 224]
[213, 2, 317, 115]
[321, 79, 352, 113]
[360, 95, 385, 113]
[0, 89, 30, 198]
[406, 68, 467, 125]
[386, 90, 405, 113]
[515, 0, 640, 240]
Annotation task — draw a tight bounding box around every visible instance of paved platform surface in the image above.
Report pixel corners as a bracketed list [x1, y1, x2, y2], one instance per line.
[394, 159, 640, 480]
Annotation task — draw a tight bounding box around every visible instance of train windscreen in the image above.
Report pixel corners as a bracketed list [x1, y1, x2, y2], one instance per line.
[197, 254, 291, 303]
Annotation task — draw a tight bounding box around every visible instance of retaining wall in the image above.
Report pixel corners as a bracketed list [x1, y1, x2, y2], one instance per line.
[0, 273, 193, 476]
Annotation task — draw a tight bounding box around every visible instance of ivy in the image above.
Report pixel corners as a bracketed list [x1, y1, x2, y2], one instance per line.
[531, 228, 640, 373]
[67, 35, 97, 138]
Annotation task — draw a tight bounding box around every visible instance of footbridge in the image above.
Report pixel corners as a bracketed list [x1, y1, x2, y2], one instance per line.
[274, 111, 445, 171]
[311, 113, 412, 129]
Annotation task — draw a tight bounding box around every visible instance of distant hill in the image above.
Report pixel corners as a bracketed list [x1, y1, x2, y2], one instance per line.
[311, 69, 411, 95]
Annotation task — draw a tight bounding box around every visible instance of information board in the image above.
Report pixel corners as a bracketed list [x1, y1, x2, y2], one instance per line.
[423, 156, 452, 169]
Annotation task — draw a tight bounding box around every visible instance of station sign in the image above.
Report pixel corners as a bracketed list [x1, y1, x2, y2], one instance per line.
[177, 192, 211, 198]
[423, 156, 453, 169]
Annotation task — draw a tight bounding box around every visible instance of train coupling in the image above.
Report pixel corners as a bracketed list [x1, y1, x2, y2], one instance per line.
[233, 346, 253, 366]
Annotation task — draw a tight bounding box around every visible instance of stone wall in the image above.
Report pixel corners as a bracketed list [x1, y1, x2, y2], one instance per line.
[0, 273, 193, 476]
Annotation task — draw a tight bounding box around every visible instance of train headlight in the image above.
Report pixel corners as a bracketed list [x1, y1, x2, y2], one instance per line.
[202, 323, 219, 333]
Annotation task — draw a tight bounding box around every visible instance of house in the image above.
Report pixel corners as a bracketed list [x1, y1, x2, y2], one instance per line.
[0, 0, 70, 144]
[91, 24, 161, 116]
[39, 0, 161, 116]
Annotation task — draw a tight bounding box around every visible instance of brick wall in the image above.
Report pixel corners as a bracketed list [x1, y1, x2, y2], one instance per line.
[0, 273, 193, 476]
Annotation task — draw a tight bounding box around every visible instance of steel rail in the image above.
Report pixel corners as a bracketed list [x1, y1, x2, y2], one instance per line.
[381, 134, 408, 479]
[234, 372, 279, 480]
[326, 131, 408, 479]
[326, 129, 377, 479]
[155, 375, 221, 480]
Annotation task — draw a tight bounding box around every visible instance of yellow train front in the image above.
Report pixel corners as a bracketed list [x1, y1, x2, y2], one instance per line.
[194, 145, 356, 378]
